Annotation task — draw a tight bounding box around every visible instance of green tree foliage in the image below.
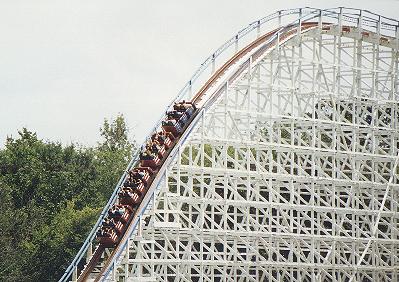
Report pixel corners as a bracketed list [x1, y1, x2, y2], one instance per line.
[95, 114, 134, 198]
[0, 114, 134, 281]
[99, 114, 133, 153]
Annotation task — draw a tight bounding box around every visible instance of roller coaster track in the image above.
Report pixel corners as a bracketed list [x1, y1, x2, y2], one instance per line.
[60, 7, 399, 282]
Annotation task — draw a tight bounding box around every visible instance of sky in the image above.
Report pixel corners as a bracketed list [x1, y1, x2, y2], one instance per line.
[1, 0, 398, 147]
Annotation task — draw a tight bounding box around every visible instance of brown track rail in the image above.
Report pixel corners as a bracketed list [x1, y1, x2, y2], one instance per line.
[77, 246, 104, 282]
[192, 22, 319, 105]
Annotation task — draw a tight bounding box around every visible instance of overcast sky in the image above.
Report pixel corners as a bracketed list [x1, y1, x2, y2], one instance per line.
[1, 0, 398, 147]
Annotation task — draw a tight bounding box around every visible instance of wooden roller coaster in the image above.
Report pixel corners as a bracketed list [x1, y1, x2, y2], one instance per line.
[74, 21, 326, 282]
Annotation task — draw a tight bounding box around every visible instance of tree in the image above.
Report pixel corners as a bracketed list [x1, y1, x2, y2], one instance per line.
[94, 114, 135, 199]
[0, 115, 135, 281]
[99, 113, 134, 154]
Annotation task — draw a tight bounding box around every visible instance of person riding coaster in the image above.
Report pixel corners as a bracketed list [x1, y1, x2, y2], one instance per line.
[153, 131, 173, 149]
[162, 118, 177, 127]
[150, 142, 160, 154]
[129, 169, 146, 181]
[167, 110, 184, 120]
[174, 100, 196, 118]
[96, 226, 116, 238]
[133, 166, 154, 177]
[123, 178, 134, 188]
[166, 110, 188, 125]
[97, 226, 119, 246]
[162, 116, 183, 138]
[119, 190, 141, 206]
[173, 100, 196, 111]
[108, 206, 125, 217]
[139, 144, 156, 160]
[96, 226, 112, 237]
[108, 204, 132, 218]
[151, 131, 166, 145]
[126, 180, 140, 192]
[103, 217, 116, 228]
[140, 139, 164, 161]
[120, 187, 134, 198]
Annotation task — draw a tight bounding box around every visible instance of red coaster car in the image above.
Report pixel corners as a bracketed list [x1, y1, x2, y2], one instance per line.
[158, 145, 166, 158]
[173, 100, 196, 111]
[162, 100, 196, 138]
[173, 101, 195, 118]
[162, 118, 182, 138]
[140, 153, 161, 169]
[149, 143, 165, 159]
[114, 220, 126, 235]
[151, 131, 174, 149]
[119, 190, 141, 207]
[181, 107, 194, 119]
[97, 227, 119, 247]
[129, 168, 151, 185]
[108, 205, 133, 223]
[133, 166, 153, 179]
[164, 134, 173, 148]
[136, 182, 146, 195]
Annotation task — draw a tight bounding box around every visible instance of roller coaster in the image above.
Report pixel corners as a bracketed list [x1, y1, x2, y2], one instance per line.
[60, 7, 399, 282]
